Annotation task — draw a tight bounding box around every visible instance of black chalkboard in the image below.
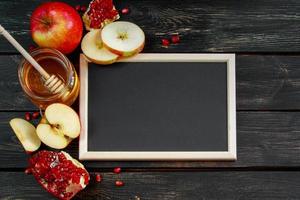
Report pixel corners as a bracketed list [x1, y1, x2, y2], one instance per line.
[79, 54, 236, 160]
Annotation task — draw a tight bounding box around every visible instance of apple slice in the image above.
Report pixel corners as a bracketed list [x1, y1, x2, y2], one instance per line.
[9, 118, 41, 153]
[81, 29, 119, 65]
[101, 21, 145, 57]
[36, 103, 81, 149]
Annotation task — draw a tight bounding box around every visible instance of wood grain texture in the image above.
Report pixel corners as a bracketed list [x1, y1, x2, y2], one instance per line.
[1, 0, 300, 53]
[0, 55, 34, 110]
[2, 54, 300, 111]
[1, 171, 300, 200]
[237, 55, 300, 110]
[1, 111, 300, 168]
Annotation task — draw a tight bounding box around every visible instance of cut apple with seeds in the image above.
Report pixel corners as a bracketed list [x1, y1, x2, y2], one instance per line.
[81, 29, 119, 65]
[9, 118, 41, 153]
[101, 21, 145, 57]
[36, 103, 81, 149]
[37, 124, 72, 149]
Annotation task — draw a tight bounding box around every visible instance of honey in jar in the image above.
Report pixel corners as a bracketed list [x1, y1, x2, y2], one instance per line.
[18, 48, 79, 109]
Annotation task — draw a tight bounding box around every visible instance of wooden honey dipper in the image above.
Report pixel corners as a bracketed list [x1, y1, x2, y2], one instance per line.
[0, 24, 65, 94]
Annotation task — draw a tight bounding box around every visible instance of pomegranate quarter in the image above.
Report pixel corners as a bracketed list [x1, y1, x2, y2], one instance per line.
[83, 0, 119, 30]
[28, 150, 90, 200]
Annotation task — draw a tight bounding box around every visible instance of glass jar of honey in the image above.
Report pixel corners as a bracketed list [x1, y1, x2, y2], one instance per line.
[18, 48, 79, 109]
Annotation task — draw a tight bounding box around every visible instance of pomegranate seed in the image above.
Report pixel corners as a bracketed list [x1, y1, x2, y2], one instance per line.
[161, 39, 170, 47]
[75, 5, 81, 11]
[28, 45, 36, 52]
[32, 111, 40, 119]
[171, 34, 180, 44]
[81, 6, 87, 12]
[113, 167, 121, 174]
[25, 168, 32, 174]
[25, 112, 31, 121]
[121, 7, 129, 14]
[115, 180, 124, 187]
[95, 173, 102, 182]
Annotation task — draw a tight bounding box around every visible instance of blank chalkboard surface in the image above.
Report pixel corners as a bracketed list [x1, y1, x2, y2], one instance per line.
[79, 54, 236, 160]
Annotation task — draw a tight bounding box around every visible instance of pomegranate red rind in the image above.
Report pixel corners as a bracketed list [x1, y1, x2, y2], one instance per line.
[82, 0, 119, 30]
[28, 150, 90, 200]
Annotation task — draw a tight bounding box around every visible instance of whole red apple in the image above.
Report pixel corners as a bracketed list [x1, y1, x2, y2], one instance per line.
[30, 2, 83, 54]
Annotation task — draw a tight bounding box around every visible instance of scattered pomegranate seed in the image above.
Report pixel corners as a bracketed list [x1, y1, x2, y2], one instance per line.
[161, 38, 170, 47]
[113, 167, 122, 174]
[24, 168, 32, 174]
[121, 7, 129, 14]
[81, 5, 87, 12]
[28, 45, 36, 52]
[95, 173, 102, 182]
[32, 111, 40, 119]
[75, 5, 81, 11]
[115, 180, 124, 187]
[171, 34, 180, 44]
[25, 112, 31, 121]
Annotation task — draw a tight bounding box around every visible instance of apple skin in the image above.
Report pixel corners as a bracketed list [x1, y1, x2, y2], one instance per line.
[81, 29, 119, 65]
[30, 2, 83, 54]
[87, 54, 119, 65]
[9, 118, 41, 153]
[103, 41, 145, 58]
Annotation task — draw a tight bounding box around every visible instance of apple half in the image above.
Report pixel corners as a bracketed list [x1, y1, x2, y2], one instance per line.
[36, 103, 81, 149]
[81, 29, 119, 65]
[101, 21, 145, 57]
[9, 118, 41, 153]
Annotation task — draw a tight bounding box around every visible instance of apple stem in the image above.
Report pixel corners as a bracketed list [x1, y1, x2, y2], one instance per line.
[32, 17, 52, 26]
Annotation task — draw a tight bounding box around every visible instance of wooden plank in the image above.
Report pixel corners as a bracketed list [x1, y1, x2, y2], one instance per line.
[2, 54, 300, 111]
[237, 54, 300, 110]
[1, 171, 300, 199]
[0, 55, 34, 110]
[1, 0, 300, 53]
[1, 111, 300, 168]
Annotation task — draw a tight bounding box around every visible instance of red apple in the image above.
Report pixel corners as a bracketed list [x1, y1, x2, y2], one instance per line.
[30, 2, 83, 54]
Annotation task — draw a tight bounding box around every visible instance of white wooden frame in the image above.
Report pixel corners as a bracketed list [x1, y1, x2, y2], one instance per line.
[79, 53, 236, 161]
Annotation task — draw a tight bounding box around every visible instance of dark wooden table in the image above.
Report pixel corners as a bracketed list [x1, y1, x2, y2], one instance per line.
[1, 0, 300, 199]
